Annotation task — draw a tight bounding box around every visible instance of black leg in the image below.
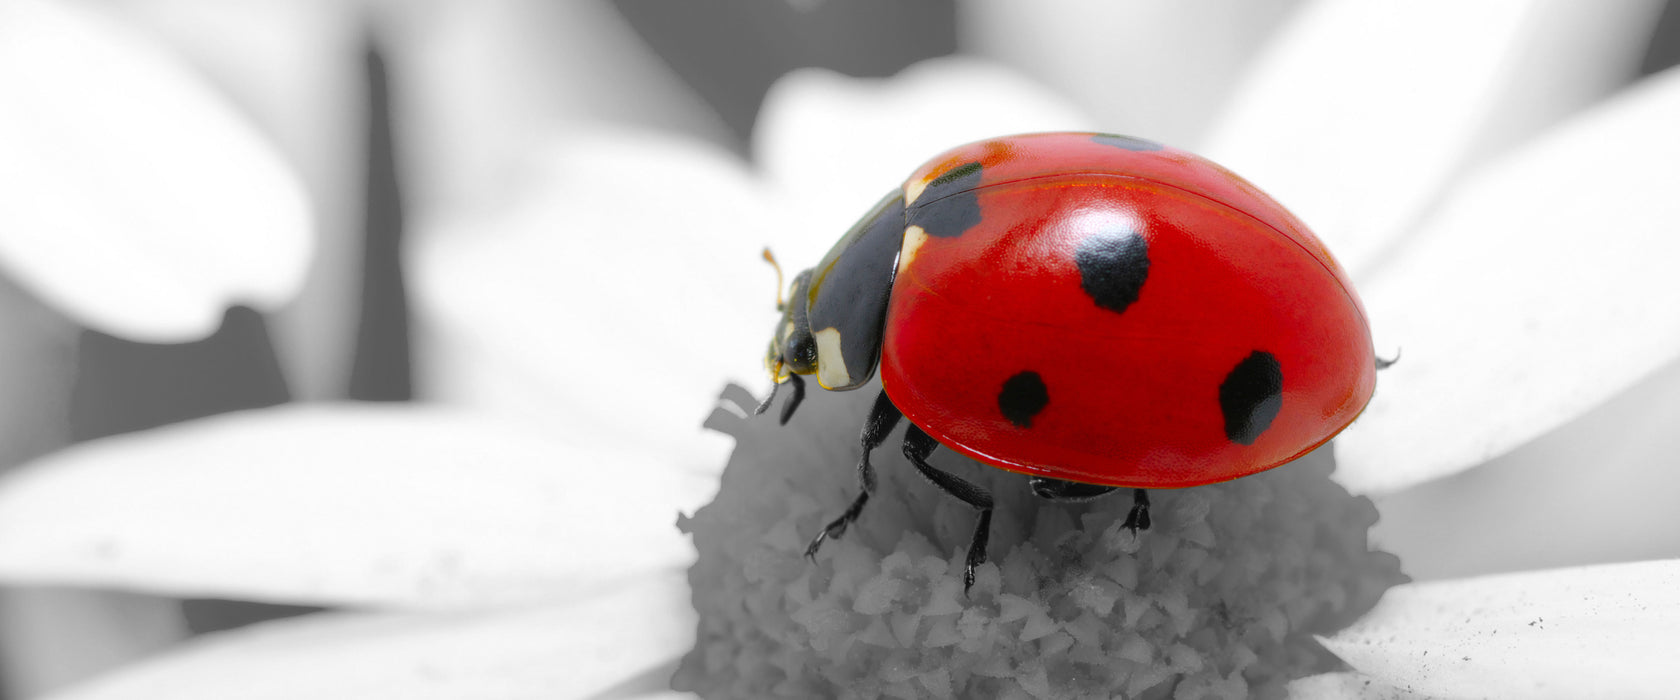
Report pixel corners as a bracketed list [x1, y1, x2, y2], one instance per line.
[805, 391, 901, 559]
[754, 373, 806, 425]
[1122, 488, 1151, 532]
[1029, 476, 1118, 502]
[902, 424, 994, 594]
[779, 373, 805, 425]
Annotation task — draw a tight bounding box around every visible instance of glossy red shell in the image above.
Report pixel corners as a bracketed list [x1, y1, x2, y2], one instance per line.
[879, 133, 1375, 488]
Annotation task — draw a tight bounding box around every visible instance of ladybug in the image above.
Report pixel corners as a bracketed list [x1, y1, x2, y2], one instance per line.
[758, 132, 1384, 591]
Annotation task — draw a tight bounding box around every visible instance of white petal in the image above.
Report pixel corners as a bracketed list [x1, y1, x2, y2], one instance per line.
[383, 0, 730, 213]
[1371, 357, 1680, 581]
[1335, 68, 1680, 494]
[413, 127, 767, 470]
[0, 404, 712, 608]
[961, 0, 1298, 146]
[1320, 559, 1680, 699]
[109, 0, 369, 399]
[1288, 672, 1440, 700]
[0, 0, 313, 342]
[46, 572, 692, 700]
[755, 57, 1094, 267]
[1202, 0, 1664, 277]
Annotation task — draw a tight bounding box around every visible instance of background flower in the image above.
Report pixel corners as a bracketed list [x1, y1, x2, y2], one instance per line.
[0, 2, 1675, 699]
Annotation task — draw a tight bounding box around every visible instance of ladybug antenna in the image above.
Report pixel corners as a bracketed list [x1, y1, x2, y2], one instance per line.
[755, 367, 784, 415]
[762, 247, 785, 311]
[1375, 348, 1401, 370]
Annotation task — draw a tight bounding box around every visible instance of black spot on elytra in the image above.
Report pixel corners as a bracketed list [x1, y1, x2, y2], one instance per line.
[1075, 229, 1150, 314]
[998, 371, 1049, 428]
[1220, 351, 1282, 445]
[909, 161, 983, 238]
[1092, 133, 1164, 152]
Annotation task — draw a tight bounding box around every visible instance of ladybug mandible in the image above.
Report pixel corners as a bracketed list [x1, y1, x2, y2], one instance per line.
[758, 132, 1383, 591]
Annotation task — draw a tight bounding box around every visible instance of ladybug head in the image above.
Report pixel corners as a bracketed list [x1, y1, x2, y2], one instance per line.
[765, 268, 818, 383]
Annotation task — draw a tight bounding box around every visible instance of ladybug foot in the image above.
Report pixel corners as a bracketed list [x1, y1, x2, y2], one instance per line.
[960, 509, 994, 596]
[803, 516, 850, 561]
[1122, 505, 1151, 532]
[961, 541, 986, 595]
[805, 488, 871, 561]
[1122, 488, 1152, 533]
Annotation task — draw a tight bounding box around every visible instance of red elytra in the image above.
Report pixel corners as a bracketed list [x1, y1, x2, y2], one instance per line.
[759, 132, 1379, 588]
[884, 132, 1375, 488]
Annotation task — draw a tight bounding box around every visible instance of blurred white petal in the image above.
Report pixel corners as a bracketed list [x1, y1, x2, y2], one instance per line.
[1203, 0, 1663, 276]
[1288, 672, 1437, 699]
[0, 588, 188, 698]
[1336, 68, 1680, 494]
[1320, 559, 1680, 699]
[962, 0, 1300, 146]
[755, 57, 1094, 266]
[414, 128, 768, 471]
[385, 0, 731, 215]
[1371, 356, 1680, 581]
[44, 571, 691, 700]
[0, 0, 313, 342]
[108, 0, 367, 399]
[0, 404, 712, 608]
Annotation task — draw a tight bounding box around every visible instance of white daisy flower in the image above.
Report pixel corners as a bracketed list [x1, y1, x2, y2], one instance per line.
[0, 1, 1676, 698]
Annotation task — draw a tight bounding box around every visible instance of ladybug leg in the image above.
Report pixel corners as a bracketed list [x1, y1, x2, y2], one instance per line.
[805, 391, 901, 560]
[1122, 488, 1151, 532]
[754, 374, 806, 425]
[1028, 476, 1117, 502]
[778, 374, 805, 425]
[902, 424, 994, 594]
[1030, 477, 1148, 536]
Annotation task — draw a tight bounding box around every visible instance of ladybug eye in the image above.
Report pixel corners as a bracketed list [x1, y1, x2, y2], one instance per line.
[782, 329, 816, 367]
[783, 328, 818, 374]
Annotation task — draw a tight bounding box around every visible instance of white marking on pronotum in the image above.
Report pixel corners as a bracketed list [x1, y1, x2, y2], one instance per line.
[898, 225, 929, 276]
[905, 177, 931, 206]
[814, 327, 851, 389]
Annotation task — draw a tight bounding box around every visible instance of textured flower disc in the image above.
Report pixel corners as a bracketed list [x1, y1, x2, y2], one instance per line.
[678, 381, 1406, 699]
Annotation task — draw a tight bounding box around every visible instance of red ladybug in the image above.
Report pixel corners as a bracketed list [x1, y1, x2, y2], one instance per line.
[759, 132, 1382, 591]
